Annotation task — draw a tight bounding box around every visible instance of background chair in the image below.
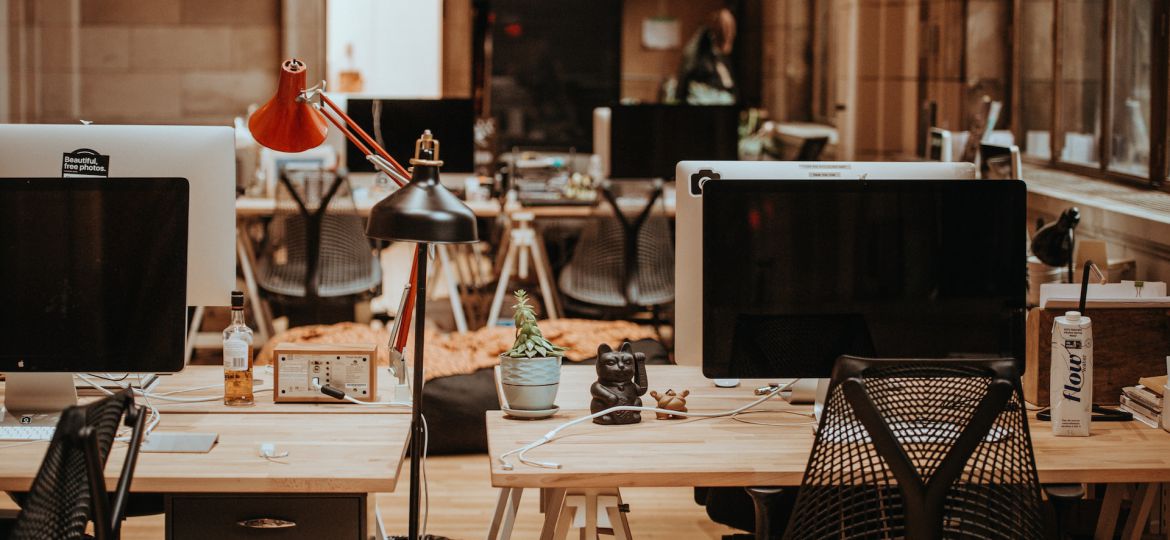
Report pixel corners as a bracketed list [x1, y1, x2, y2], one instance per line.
[782, 356, 1045, 540]
[5, 391, 147, 540]
[557, 182, 673, 332]
[257, 170, 382, 326]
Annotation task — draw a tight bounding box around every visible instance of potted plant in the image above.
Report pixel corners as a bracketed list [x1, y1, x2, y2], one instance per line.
[499, 290, 567, 411]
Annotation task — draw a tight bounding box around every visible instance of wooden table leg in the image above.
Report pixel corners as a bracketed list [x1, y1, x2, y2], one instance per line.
[1121, 483, 1158, 540]
[539, 488, 568, 540]
[584, 491, 598, 539]
[487, 487, 524, 540]
[1096, 484, 1127, 540]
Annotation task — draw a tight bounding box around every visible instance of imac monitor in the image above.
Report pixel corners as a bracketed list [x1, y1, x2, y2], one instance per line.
[702, 179, 1026, 378]
[0, 178, 189, 375]
[980, 143, 1023, 179]
[0, 125, 235, 307]
[673, 160, 978, 366]
[609, 105, 738, 180]
[345, 98, 475, 173]
[928, 128, 954, 161]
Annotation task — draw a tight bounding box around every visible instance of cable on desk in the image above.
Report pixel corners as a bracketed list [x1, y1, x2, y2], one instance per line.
[729, 409, 816, 427]
[497, 380, 800, 471]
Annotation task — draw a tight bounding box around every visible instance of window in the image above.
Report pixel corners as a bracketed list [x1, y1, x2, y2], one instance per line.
[1015, 0, 1168, 188]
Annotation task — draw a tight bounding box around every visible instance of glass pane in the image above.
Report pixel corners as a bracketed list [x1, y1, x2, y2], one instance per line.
[1108, 0, 1152, 176]
[1058, 0, 1105, 167]
[1020, 0, 1055, 158]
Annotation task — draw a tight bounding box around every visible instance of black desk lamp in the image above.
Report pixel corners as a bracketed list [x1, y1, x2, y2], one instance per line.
[1030, 207, 1080, 282]
[366, 131, 478, 540]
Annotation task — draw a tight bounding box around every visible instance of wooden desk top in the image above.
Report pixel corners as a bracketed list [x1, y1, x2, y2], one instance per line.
[488, 365, 1170, 488]
[0, 366, 410, 493]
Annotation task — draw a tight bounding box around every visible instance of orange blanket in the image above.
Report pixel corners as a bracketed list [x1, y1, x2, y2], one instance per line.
[256, 320, 658, 381]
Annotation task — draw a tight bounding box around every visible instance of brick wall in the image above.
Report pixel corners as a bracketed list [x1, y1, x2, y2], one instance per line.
[7, 0, 281, 125]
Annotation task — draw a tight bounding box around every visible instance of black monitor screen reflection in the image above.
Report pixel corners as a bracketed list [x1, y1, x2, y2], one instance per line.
[702, 180, 1026, 379]
[0, 178, 189, 373]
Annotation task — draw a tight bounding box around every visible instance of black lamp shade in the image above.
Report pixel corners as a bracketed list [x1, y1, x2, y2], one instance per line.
[365, 162, 479, 244]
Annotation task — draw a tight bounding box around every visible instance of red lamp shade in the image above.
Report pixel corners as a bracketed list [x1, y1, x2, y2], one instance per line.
[248, 59, 328, 153]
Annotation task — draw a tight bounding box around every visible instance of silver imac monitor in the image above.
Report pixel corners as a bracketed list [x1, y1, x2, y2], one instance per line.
[0, 124, 236, 307]
[674, 160, 978, 367]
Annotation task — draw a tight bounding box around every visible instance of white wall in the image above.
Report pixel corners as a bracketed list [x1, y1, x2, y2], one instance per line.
[326, 0, 442, 97]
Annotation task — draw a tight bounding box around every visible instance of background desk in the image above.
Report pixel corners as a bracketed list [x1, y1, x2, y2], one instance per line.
[488, 366, 1170, 538]
[235, 192, 677, 219]
[0, 366, 410, 539]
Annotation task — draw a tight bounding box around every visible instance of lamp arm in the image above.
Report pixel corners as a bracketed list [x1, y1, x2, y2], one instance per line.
[367, 155, 412, 186]
[394, 251, 421, 353]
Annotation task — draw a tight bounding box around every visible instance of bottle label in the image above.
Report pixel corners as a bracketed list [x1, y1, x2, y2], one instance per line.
[224, 339, 249, 371]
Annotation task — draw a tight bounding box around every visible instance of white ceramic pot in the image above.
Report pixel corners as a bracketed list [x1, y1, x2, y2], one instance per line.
[499, 355, 561, 410]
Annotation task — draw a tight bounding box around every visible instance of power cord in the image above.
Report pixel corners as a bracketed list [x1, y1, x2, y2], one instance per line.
[497, 379, 801, 470]
[308, 379, 427, 538]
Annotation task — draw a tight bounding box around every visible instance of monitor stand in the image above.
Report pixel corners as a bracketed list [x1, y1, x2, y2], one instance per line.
[784, 379, 831, 424]
[1, 373, 79, 427]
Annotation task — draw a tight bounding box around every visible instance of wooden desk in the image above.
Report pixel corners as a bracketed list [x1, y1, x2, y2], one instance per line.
[490, 365, 1170, 488]
[0, 366, 410, 539]
[236, 193, 676, 219]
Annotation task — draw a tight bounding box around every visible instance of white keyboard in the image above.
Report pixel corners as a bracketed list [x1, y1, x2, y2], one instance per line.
[0, 425, 55, 441]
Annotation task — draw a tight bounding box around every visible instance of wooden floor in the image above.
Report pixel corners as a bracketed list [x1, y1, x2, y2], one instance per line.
[2, 454, 737, 539]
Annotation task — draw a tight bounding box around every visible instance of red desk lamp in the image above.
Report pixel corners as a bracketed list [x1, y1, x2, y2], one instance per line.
[249, 58, 419, 366]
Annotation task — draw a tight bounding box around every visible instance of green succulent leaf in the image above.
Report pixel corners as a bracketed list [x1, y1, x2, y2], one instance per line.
[504, 289, 567, 359]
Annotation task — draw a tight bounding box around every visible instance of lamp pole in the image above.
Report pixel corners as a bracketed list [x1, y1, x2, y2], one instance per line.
[408, 244, 428, 540]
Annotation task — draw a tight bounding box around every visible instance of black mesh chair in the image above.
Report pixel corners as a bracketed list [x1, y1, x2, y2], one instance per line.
[7, 391, 147, 540]
[557, 182, 673, 322]
[256, 170, 382, 322]
[782, 356, 1045, 540]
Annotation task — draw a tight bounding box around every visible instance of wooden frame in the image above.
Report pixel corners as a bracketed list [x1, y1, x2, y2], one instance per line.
[1012, 0, 1170, 190]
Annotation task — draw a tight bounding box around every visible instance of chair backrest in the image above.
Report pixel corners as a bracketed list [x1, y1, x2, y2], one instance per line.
[12, 391, 146, 540]
[559, 182, 673, 308]
[260, 170, 377, 299]
[784, 356, 1045, 540]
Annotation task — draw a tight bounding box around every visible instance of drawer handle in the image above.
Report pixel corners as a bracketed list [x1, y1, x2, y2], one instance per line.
[237, 518, 297, 529]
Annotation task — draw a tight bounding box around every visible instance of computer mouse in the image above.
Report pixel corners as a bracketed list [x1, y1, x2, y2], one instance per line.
[713, 378, 740, 388]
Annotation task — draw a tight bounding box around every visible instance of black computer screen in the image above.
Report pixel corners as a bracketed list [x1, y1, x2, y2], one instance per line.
[610, 105, 739, 180]
[702, 179, 1026, 379]
[345, 98, 475, 173]
[0, 178, 189, 373]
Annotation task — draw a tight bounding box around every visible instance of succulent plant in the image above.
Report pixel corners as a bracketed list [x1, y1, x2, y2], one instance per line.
[505, 290, 567, 359]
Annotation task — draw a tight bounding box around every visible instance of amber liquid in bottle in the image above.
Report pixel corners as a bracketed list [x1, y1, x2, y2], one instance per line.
[223, 291, 255, 406]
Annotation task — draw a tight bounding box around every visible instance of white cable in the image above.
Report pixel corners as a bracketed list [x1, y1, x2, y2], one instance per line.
[76, 373, 273, 402]
[309, 381, 412, 408]
[730, 409, 816, 427]
[498, 380, 798, 470]
[421, 413, 430, 540]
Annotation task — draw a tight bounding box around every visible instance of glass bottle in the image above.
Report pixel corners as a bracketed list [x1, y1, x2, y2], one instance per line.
[223, 290, 254, 405]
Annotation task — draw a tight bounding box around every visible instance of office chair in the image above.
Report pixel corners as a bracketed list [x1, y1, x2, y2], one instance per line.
[782, 356, 1045, 540]
[557, 182, 673, 329]
[257, 170, 382, 324]
[794, 137, 829, 161]
[5, 391, 147, 540]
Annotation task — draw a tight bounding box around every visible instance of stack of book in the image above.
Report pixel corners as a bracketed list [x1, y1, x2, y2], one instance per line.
[1120, 380, 1164, 428]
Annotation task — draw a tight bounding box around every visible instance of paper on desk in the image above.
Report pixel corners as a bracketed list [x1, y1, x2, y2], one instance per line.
[1040, 281, 1170, 309]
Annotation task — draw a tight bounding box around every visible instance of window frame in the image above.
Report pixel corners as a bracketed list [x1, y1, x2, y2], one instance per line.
[1012, 0, 1169, 190]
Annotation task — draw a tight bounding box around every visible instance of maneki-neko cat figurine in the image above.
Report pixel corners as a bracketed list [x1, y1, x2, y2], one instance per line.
[590, 342, 648, 425]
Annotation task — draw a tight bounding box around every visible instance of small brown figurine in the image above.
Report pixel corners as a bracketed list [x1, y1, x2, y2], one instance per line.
[590, 342, 648, 425]
[650, 389, 690, 419]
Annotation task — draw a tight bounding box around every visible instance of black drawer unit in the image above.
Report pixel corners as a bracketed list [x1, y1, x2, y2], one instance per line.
[165, 493, 368, 540]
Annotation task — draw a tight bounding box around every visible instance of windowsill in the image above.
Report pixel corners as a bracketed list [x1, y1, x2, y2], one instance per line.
[1024, 165, 1170, 227]
[1024, 165, 1170, 269]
